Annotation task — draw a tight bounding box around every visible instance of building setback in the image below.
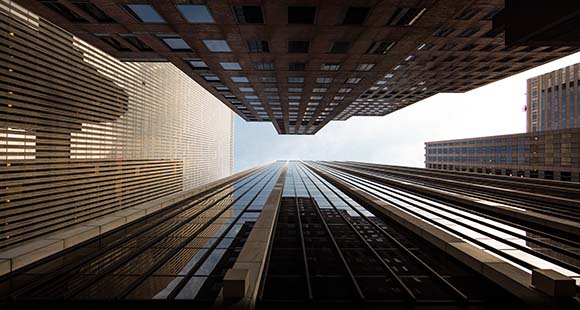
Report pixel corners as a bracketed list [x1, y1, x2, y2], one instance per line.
[17, 0, 578, 134]
[0, 161, 578, 308]
[1, 2, 233, 250]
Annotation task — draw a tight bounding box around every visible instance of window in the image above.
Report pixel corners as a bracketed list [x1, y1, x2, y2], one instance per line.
[288, 41, 309, 53]
[96, 35, 130, 51]
[245, 95, 258, 99]
[342, 7, 370, 24]
[288, 96, 301, 100]
[386, 8, 426, 26]
[458, 27, 479, 37]
[203, 40, 231, 52]
[330, 41, 351, 53]
[345, 77, 362, 84]
[316, 77, 333, 83]
[41, 1, 88, 23]
[120, 34, 152, 51]
[189, 59, 208, 69]
[288, 88, 303, 93]
[215, 86, 229, 91]
[73, 2, 115, 23]
[264, 88, 279, 93]
[355, 63, 375, 71]
[247, 40, 269, 52]
[288, 77, 305, 83]
[367, 41, 395, 54]
[220, 62, 242, 70]
[288, 6, 316, 24]
[177, 4, 215, 23]
[160, 37, 191, 50]
[338, 88, 352, 93]
[126, 4, 166, 23]
[313, 88, 327, 93]
[310, 96, 323, 100]
[231, 76, 249, 83]
[239, 87, 254, 92]
[321, 63, 340, 71]
[234, 6, 264, 23]
[260, 77, 277, 83]
[289, 63, 306, 71]
[455, 7, 480, 20]
[202, 74, 220, 81]
[433, 27, 454, 37]
[254, 62, 275, 70]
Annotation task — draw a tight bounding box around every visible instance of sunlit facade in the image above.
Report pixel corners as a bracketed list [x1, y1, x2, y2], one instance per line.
[1, 1, 233, 250]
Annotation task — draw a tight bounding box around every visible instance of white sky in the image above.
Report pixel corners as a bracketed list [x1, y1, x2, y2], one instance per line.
[234, 52, 580, 173]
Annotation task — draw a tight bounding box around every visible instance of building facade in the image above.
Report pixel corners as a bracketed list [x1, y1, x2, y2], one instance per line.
[1, 1, 233, 249]
[426, 61, 580, 182]
[425, 129, 580, 182]
[0, 161, 577, 308]
[16, 0, 578, 134]
[527, 63, 580, 132]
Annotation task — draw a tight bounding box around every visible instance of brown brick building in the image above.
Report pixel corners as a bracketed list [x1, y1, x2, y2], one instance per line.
[18, 0, 578, 134]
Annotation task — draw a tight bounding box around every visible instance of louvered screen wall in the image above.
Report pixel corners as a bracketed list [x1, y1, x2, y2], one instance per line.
[0, 1, 234, 249]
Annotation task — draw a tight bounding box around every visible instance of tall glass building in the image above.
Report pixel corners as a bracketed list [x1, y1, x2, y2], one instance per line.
[0, 161, 577, 308]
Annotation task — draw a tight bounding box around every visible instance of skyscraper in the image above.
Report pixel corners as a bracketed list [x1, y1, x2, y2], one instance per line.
[18, 0, 578, 134]
[1, 0, 233, 262]
[0, 161, 577, 308]
[527, 64, 580, 132]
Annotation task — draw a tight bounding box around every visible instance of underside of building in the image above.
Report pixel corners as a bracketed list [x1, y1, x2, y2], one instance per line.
[1, 161, 578, 309]
[14, 0, 580, 134]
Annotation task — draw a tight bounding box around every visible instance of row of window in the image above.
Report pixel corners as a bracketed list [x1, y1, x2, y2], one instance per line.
[426, 156, 527, 164]
[206, 75, 362, 86]
[427, 165, 579, 182]
[45, 2, 426, 26]
[427, 145, 528, 155]
[428, 137, 531, 147]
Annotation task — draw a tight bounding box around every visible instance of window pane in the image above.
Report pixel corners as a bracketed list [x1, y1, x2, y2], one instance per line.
[161, 38, 191, 50]
[203, 40, 232, 52]
[288, 6, 316, 24]
[189, 60, 208, 69]
[234, 6, 264, 23]
[177, 5, 215, 23]
[126, 4, 165, 23]
[231, 77, 249, 83]
[220, 62, 242, 70]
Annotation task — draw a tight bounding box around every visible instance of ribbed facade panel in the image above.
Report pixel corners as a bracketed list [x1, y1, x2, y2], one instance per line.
[0, 1, 233, 249]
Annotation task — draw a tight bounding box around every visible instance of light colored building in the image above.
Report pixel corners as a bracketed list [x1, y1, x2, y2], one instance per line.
[1, 1, 233, 249]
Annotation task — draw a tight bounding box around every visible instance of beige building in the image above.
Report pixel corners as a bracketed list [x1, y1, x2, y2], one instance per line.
[1, 1, 233, 249]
